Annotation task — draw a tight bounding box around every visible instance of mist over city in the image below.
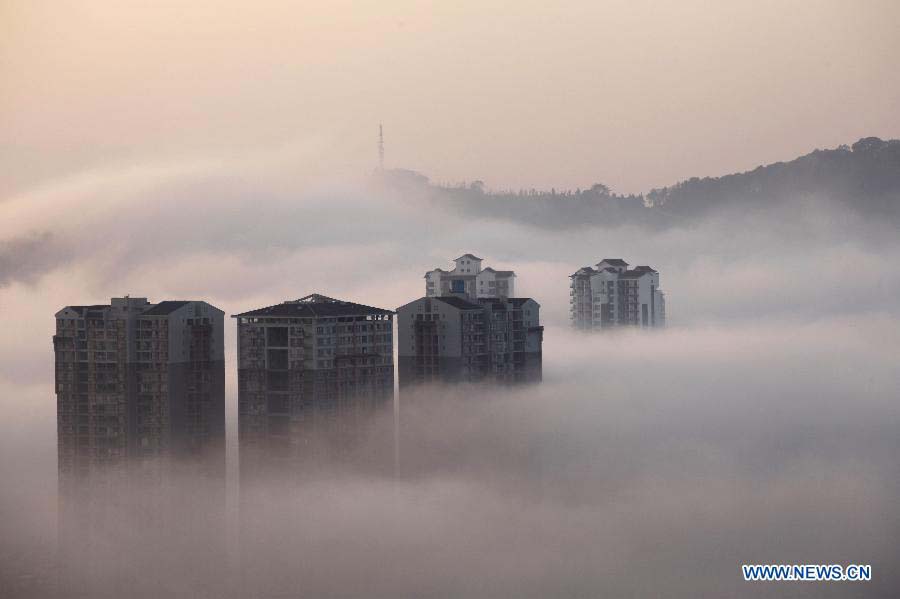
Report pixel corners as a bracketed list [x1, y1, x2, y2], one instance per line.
[2, 2, 900, 598]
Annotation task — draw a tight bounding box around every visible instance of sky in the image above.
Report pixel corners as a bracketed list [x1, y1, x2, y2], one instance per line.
[2, 0, 900, 196]
[1, 2, 900, 597]
[2, 152, 900, 596]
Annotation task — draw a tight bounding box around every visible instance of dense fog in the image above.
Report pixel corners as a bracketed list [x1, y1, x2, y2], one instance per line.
[4, 1, 899, 595]
[1, 153, 899, 597]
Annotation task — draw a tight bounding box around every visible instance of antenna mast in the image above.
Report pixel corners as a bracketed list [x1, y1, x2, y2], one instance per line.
[378, 123, 385, 171]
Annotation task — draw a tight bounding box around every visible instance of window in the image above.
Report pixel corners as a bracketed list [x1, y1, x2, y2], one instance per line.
[267, 349, 289, 370]
[267, 371, 289, 391]
[267, 327, 289, 346]
[267, 394, 289, 415]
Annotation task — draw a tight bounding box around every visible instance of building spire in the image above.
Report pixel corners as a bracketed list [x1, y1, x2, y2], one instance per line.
[378, 123, 385, 171]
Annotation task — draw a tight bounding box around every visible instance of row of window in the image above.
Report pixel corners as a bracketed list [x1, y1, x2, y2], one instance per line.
[316, 333, 392, 346]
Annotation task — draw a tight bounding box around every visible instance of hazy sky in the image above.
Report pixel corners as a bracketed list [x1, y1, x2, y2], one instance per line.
[2, 0, 899, 196]
[2, 4, 900, 596]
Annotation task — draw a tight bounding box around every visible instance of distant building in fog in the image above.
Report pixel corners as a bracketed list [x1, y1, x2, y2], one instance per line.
[54, 297, 226, 595]
[570, 259, 666, 329]
[425, 253, 516, 300]
[233, 293, 394, 463]
[397, 296, 543, 387]
[235, 293, 396, 587]
[54, 297, 225, 478]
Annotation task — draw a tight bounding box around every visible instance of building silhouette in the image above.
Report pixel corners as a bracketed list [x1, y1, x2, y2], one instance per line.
[570, 259, 666, 329]
[233, 293, 394, 465]
[234, 294, 395, 594]
[53, 296, 226, 595]
[397, 296, 543, 387]
[54, 296, 225, 476]
[425, 253, 516, 300]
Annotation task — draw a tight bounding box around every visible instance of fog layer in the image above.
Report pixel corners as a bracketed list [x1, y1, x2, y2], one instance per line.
[2, 146, 900, 597]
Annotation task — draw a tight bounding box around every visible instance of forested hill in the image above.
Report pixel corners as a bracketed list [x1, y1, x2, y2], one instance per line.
[379, 137, 900, 229]
[646, 137, 900, 219]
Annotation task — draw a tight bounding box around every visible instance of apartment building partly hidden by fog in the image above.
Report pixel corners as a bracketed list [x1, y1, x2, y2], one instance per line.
[54, 297, 226, 595]
[233, 294, 394, 466]
[400, 253, 542, 387]
[425, 253, 516, 300]
[570, 259, 666, 330]
[54, 297, 226, 479]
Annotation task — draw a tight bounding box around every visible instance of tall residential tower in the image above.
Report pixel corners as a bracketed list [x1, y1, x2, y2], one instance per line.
[233, 293, 394, 463]
[397, 296, 543, 387]
[425, 254, 516, 301]
[570, 259, 666, 329]
[54, 297, 226, 594]
[235, 293, 396, 590]
[54, 297, 225, 478]
[401, 254, 541, 387]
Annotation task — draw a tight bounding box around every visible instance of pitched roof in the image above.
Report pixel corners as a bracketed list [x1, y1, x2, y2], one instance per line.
[473, 297, 537, 308]
[633, 265, 657, 272]
[62, 305, 109, 315]
[505, 298, 535, 307]
[293, 293, 338, 303]
[433, 296, 483, 310]
[454, 253, 483, 261]
[619, 269, 652, 279]
[141, 301, 190, 316]
[233, 295, 392, 318]
[598, 258, 628, 266]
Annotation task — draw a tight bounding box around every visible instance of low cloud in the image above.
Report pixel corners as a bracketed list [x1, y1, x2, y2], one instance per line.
[0, 232, 66, 287]
[2, 320, 898, 598]
[1, 156, 899, 597]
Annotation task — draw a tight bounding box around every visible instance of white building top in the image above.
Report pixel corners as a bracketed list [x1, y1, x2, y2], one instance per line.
[425, 254, 516, 300]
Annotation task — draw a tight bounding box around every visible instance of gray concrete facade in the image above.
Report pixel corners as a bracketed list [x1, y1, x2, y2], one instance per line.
[397, 295, 543, 388]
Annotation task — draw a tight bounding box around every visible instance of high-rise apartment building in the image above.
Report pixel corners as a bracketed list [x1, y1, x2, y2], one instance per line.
[397, 296, 543, 387]
[54, 297, 225, 478]
[570, 259, 666, 330]
[425, 253, 516, 300]
[235, 293, 396, 590]
[54, 297, 227, 595]
[233, 293, 394, 461]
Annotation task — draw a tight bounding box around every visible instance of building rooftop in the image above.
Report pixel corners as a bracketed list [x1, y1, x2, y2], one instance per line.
[457, 297, 537, 309]
[572, 263, 657, 277]
[62, 305, 110, 315]
[58, 299, 217, 318]
[454, 253, 483, 261]
[619, 269, 654, 279]
[141, 301, 190, 316]
[506, 298, 535, 307]
[478, 297, 536, 309]
[433, 296, 483, 310]
[233, 294, 393, 318]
